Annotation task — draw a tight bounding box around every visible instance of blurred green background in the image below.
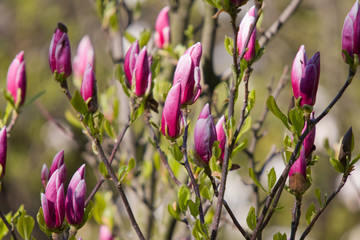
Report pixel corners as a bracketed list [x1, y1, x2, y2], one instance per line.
[0, 0, 360, 239]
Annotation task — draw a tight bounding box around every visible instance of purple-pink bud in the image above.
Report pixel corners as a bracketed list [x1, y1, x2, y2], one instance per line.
[237, 6, 257, 62]
[161, 83, 182, 139]
[80, 64, 98, 112]
[216, 115, 226, 162]
[49, 23, 72, 77]
[7, 51, 26, 106]
[73, 35, 95, 79]
[50, 150, 65, 179]
[99, 225, 114, 240]
[289, 148, 306, 179]
[124, 40, 140, 88]
[185, 42, 202, 67]
[0, 127, 7, 178]
[66, 164, 86, 225]
[42, 169, 65, 229]
[134, 48, 151, 97]
[41, 164, 50, 189]
[155, 6, 170, 49]
[342, 0, 360, 61]
[194, 104, 217, 163]
[302, 112, 316, 158]
[291, 45, 320, 106]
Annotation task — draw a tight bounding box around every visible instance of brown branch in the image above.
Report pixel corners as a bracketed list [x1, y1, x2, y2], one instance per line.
[0, 209, 17, 240]
[290, 196, 302, 240]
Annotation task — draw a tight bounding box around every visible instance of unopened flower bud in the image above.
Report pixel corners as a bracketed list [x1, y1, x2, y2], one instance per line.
[99, 225, 114, 240]
[155, 6, 170, 49]
[216, 115, 226, 162]
[237, 6, 257, 62]
[302, 112, 316, 158]
[73, 35, 95, 81]
[291, 45, 320, 106]
[50, 150, 65, 179]
[161, 83, 182, 139]
[289, 148, 307, 194]
[41, 164, 50, 189]
[66, 164, 86, 226]
[194, 104, 217, 163]
[342, 0, 360, 62]
[7, 51, 26, 106]
[80, 64, 98, 112]
[339, 127, 353, 167]
[124, 40, 140, 88]
[0, 127, 7, 179]
[230, 0, 248, 7]
[134, 48, 152, 97]
[49, 22, 72, 77]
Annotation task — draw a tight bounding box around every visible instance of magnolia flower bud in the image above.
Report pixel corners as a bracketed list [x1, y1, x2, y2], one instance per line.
[155, 6, 170, 49]
[342, 0, 360, 62]
[291, 45, 320, 106]
[73, 35, 95, 80]
[66, 164, 86, 226]
[216, 115, 226, 162]
[231, 0, 248, 7]
[80, 64, 98, 112]
[194, 104, 217, 163]
[237, 6, 257, 62]
[7, 51, 27, 106]
[124, 40, 140, 88]
[302, 112, 316, 158]
[99, 225, 114, 240]
[41, 164, 50, 189]
[289, 148, 307, 194]
[339, 127, 353, 167]
[173, 43, 202, 106]
[49, 22, 72, 77]
[50, 150, 65, 179]
[42, 168, 65, 229]
[0, 127, 7, 178]
[161, 83, 182, 139]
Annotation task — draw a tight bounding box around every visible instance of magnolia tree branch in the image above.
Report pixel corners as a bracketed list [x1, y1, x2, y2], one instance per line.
[299, 174, 349, 240]
[290, 196, 302, 240]
[181, 109, 205, 224]
[0, 209, 17, 240]
[250, 67, 356, 240]
[144, 108, 182, 186]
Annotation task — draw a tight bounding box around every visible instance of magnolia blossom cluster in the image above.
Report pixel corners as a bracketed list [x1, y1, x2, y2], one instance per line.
[41, 150, 86, 230]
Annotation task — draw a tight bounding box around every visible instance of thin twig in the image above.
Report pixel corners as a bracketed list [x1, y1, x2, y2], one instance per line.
[0, 209, 17, 240]
[181, 108, 205, 224]
[290, 196, 302, 240]
[6, 111, 18, 134]
[144, 109, 182, 186]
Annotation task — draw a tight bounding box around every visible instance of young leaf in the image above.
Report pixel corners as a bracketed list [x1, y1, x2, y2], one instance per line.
[167, 203, 181, 220]
[266, 96, 290, 130]
[188, 199, 200, 217]
[249, 168, 266, 192]
[124, 31, 136, 43]
[36, 208, 50, 236]
[329, 158, 345, 173]
[16, 212, 34, 240]
[71, 90, 88, 115]
[350, 153, 360, 166]
[139, 29, 151, 48]
[128, 158, 136, 172]
[273, 232, 287, 240]
[103, 119, 116, 140]
[236, 117, 252, 143]
[224, 36, 234, 56]
[247, 89, 256, 112]
[267, 167, 276, 192]
[305, 203, 316, 225]
[314, 188, 322, 207]
[246, 206, 257, 230]
[178, 185, 191, 212]
[289, 108, 304, 135]
[169, 144, 183, 162]
[231, 138, 248, 158]
[98, 162, 108, 178]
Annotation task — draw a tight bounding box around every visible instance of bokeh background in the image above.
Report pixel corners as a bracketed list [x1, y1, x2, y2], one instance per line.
[0, 0, 360, 239]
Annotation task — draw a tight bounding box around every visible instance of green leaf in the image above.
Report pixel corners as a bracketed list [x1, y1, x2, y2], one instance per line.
[0, 212, 12, 238]
[350, 153, 360, 166]
[36, 208, 51, 236]
[65, 110, 83, 129]
[178, 185, 191, 212]
[315, 188, 322, 208]
[98, 162, 108, 178]
[23, 91, 45, 107]
[267, 167, 276, 192]
[124, 31, 136, 43]
[169, 144, 183, 162]
[117, 165, 128, 181]
[103, 119, 116, 140]
[330, 158, 345, 173]
[224, 36, 234, 56]
[188, 199, 200, 217]
[2, 89, 15, 108]
[212, 140, 221, 160]
[128, 158, 136, 172]
[236, 117, 252, 142]
[305, 203, 316, 225]
[273, 232, 287, 240]
[16, 211, 34, 240]
[231, 138, 248, 158]
[246, 206, 257, 230]
[139, 29, 151, 48]
[289, 108, 304, 135]
[192, 219, 209, 240]
[209, 156, 221, 173]
[266, 96, 290, 130]
[71, 90, 88, 115]
[167, 203, 181, 220]
[247, 89, 256, 112]
[200, 186, 212, 201]
[249, 168, 266, 192]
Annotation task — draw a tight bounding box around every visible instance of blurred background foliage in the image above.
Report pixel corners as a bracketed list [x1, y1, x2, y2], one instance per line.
[0, 0, 360, 239]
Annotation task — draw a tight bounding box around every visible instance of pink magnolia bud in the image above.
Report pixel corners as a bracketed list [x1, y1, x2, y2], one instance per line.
[161, 83, 182, 139]
[7, 51, 26, 106]
[289, 148, 307, 194]
[124, 40, 140, 88]
[342, 0, 360, 61]
[289, 148, 306, 179]
[41, 164, 50, 189]
[0, 127, 7, 178]
[80, 64, 98, 112]
[66, 164, 86, 225]
[216, 115, 226, 162]
[42, 168, 65, 229]
[155, 6, 170, 49]
[73, 35, 95, 80]
[173, 43, 202, 106]
[50, 150, 65, 179]
[99, 225, 114, 240]
[49, 23, 72, 77]
[194, 104, 217, 163]
[302, 112, 316, 158]
[134, 47, 152, 97]
[237, 6, 257, 62]
[291, 45, 320, 106]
